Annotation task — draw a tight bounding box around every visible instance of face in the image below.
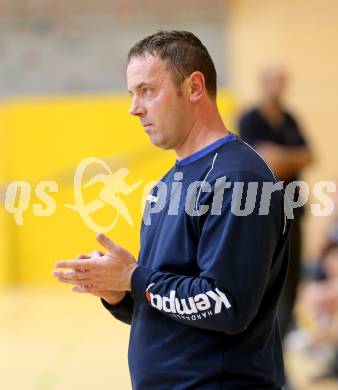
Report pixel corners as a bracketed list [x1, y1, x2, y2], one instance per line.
[261, 67, 288, 102]
[127, 54, 192, 150]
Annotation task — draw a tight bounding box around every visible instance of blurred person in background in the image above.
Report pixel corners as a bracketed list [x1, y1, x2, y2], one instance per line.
[299, 194, 338, 382]
[238, 66, 313, 338]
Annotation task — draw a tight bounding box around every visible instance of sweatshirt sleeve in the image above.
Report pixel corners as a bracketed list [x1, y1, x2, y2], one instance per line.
[130, 176, 287, 334]
[101, 292, 134, 325]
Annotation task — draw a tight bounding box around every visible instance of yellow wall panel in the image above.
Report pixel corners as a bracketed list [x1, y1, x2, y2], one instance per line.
[0, 105, 11, 284]
[0, 91, 236, 284]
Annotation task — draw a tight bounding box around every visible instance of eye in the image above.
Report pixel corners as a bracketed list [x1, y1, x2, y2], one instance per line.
[142, 87, 153, 96]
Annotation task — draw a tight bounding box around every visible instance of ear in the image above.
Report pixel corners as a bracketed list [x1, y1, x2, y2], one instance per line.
[188, 71, 206, 103]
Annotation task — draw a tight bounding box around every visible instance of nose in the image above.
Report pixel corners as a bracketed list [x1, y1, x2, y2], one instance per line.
[129, 96, 146, 117]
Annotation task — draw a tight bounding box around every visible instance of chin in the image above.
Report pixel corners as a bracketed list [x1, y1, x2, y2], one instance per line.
[152, 140, 172, 151]
[148, 134, 164, 148]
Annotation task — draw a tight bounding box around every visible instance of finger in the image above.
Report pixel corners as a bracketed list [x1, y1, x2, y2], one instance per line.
[55, 259, 94, 270]
[76, 255, 91, 271]
[77, 254, 90, 260]
[90, 250, 105, 257]
[56, 277, 91, 286]
[52, 270, 90, 279]
[96, 233, 120, 254]
[72, 285, 92, 293]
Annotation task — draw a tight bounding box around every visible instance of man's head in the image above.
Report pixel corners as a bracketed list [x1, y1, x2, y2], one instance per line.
[126, 30, 217, 150]
[259, 65, 288, 104]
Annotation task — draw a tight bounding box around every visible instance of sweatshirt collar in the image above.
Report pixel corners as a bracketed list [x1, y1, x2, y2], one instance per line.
[176, 133, 237, 167]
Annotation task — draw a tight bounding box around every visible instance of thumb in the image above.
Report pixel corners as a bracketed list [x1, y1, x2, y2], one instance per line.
[96, 233, 119, 254]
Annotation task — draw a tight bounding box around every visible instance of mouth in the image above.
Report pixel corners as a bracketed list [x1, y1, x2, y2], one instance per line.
[142, 123, 153, 131]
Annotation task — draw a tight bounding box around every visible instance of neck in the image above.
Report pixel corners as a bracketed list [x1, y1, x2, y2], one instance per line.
[259, 98, 284, 128]
[175, 104, 229, 160]
[260, 96, 282, 112]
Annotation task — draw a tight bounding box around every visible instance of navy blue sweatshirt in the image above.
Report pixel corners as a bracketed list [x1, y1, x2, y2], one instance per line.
[102, 134, 290, 389]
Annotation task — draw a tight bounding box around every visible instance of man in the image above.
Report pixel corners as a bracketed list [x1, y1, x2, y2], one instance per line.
[238, 66, 313, 337]
[53, 31, 290, 389]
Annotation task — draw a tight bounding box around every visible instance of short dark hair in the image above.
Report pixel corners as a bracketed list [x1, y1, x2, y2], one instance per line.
[128, 30, 217, 98]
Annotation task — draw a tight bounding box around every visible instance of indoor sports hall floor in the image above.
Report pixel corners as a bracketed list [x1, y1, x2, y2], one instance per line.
[1, 286, 337, 390]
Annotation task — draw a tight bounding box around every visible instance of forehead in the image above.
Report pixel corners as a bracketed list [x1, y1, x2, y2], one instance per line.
[262, 68, 287, 84]
[127, 54, 170, 91]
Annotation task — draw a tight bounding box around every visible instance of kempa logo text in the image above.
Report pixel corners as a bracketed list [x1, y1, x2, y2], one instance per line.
[146, 283, 232, 316]
[2, 157, 336, 233]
